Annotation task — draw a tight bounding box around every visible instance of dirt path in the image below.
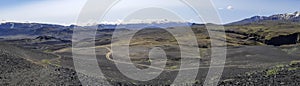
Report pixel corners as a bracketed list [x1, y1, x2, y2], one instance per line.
[23, 53, 48, 68]
[53, 45, 258, 71]
[102, 46, 236, 71]
[29, 50, 63, 68]
[48, 51, 62, 67]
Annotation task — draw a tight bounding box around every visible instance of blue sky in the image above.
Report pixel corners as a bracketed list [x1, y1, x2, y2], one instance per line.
[0, 0, 299, 25]
[0, 0, 37, 8]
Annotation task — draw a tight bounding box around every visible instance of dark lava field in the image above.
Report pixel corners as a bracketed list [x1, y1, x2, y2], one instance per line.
[1, 17, 300, 85]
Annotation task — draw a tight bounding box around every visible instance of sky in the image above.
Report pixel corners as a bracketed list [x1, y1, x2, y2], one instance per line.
[0, 0, 299, 25]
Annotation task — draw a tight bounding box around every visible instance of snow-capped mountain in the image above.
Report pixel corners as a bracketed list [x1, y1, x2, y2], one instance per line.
[229, 11, 300, 25]
[97, 19, 193, 29]
[270, 11, 300, 20]
[98, 22, 193, 30]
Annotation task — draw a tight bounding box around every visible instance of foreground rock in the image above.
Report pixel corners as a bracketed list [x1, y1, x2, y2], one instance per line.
[219, 62, 300, 86]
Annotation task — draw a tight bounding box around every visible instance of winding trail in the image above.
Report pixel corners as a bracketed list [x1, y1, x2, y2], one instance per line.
[23, 53, 48, 68]
[103, 46, 234, 71]
[36, 50, 63, 68]
[53, 45, 239, 71]
[48, 51, 62, 67]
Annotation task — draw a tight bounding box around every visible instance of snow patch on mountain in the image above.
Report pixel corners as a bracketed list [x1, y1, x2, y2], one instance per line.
[229, 11, 300, 25]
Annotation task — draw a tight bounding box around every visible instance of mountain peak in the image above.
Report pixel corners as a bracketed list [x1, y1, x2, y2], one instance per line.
[229, 11, 300, 25]
[270, 11, 300, 20]
[294, 11, 300, 17]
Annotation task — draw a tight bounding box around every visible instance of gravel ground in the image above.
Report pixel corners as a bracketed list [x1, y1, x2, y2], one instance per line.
[218, 63, 300, 86]
[0, 44, 80, 85]
[0, 43, 114, 86]
[1, 42, 300, 85]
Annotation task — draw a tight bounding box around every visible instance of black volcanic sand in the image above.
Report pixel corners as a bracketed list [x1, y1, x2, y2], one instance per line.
[54, 45, 300, 85]
[0, 43, 111, 85]
[1, 42, 300, 85]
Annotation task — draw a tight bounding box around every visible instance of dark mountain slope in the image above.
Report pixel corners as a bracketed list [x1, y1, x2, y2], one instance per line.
[0, 22, 73, 40]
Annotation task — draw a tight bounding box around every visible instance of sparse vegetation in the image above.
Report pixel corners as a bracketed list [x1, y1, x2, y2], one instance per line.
[266, 68, 281, 76]
[289, 61, 300, 66]
[265, 64, 285, 76]
[288, 67, 298, 71]
[41, 59, 51, 64]
[169, 65, 179, 70]
[43, 50, 53, 53]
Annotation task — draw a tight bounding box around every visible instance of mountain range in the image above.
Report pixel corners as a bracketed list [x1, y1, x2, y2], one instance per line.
[0, 22, 73, 39]
[0, 22, 193, 39]
[0, 11, 300, 40]
[229, 11, 300, 25]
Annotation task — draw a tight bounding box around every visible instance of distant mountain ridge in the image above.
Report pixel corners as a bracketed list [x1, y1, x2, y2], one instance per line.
[229, 11, 300, 25]
[98, 22, 193, 29]
[0, 21, 193, 39]
[0, 22, 73, 39]
[2, 11, 300, 40]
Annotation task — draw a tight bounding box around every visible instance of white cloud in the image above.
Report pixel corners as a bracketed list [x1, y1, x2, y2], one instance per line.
[227, 5, 233, 10]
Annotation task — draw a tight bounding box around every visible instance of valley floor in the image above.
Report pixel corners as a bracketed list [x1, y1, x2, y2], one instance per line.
[1, 41, 300, 85]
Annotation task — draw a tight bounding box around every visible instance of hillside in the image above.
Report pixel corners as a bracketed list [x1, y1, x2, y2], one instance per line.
[229, 11, 300, 25]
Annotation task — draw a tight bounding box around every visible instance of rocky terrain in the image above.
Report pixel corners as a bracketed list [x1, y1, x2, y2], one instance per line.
[0, 43, 81, 85]
[0, 43, 115, 85]
[219, 62, 300, 86]
[1, 11, 300, 85]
